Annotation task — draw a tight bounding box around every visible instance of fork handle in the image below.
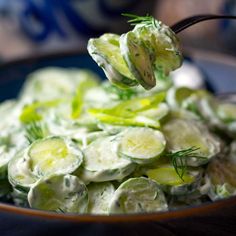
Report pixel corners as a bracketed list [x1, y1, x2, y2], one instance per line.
[171, 14, 236, 34]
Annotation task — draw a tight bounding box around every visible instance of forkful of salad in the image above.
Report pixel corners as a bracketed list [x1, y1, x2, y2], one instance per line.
[88, 13, 236, 90]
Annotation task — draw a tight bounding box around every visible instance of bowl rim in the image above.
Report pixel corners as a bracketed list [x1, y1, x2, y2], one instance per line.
[1, 196, 236, 223]
[0, 50, 236, 222]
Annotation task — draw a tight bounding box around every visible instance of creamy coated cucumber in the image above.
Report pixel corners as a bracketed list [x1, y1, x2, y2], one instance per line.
[120, 31, 156, 89]
[28, 136, 83, 177]
[28, 174, 88, 213]
[87, 33, 138, 88]
[166, 87, 210, 113]
[78, 136, 136, 183]
[198, 97, 236, 138]
[133, 22, 183, 76]
[163, 118, 221, 166]
[109, 177, 168, 214]
[20, 68, 99, 102]
[217, 103, 236, 123]
[137, 103, 169, 120]
[87, 182, 115, 214]
[206, 145, 236, 200]
[8, 150, 36, 189]
[118, 127, 166, 164]
[147, 165, 203, 195]
[0, 135, 15, 178]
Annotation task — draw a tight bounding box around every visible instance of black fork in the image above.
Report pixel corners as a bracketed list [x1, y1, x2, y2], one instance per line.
[171, 14, 236, 33]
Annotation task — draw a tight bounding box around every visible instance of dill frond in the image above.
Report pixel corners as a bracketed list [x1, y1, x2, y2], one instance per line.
[166, 147, 207, 181]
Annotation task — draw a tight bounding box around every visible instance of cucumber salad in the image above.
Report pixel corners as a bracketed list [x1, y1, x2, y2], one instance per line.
[1, 14, 236, 215]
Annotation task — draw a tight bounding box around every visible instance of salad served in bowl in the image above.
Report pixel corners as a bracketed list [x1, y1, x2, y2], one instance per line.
[0, 14, 236, 216]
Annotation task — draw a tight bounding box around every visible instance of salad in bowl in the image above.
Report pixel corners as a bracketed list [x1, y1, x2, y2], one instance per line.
[0, 14, 236, 215]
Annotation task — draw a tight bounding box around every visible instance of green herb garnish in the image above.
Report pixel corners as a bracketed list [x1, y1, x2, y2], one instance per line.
[103, 83, 137, 101]
[122, 13, 160, 29]
[25, 121, 47, 144]
[166, 147, 207, 181]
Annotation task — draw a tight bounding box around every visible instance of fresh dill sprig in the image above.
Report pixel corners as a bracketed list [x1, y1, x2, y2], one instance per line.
[166, 147, 207, 181]
[122, 13, 160, 28]
[103, 83, 137, 100]
[25, 121, 47, 144]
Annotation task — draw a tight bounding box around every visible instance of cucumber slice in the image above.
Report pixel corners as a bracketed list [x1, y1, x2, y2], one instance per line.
[8, 150, 37, 189]
[0, 100, 17, 129]
[217, 103, 236, 123]
[28, 136, 83, 177]
[97, 123, 127, 135]
[0, 135, 16, 179]
[137, 103, 169, 120]
[28, 174, 88, 213]
[198, 98, 236, 138]
[120, 31, 156, 90]
[206, 150, 236, 200]
[87, 182, 115, 214]
[166, 87, 210, 113]
[166, 87, 195, 108]
[20, 68, 75, 101]
[109, 177, 168, 214]
[87, 33, 138, 88]
[78, 136, 136, 183]
[133, 23, 183, 75]
[147, 165, 203, 195]
[118, 127, 166, 164]
[162, 119, 221, 166]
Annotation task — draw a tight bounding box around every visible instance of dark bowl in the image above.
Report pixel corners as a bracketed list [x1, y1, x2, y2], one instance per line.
[0, 50, 236, 236]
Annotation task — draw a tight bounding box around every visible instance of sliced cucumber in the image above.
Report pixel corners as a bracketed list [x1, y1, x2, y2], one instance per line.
[28, 136, 83, 177]
[87, 33, 138, 88]
[87, 182, 115, 214]
[166, 87, 210, 114]
[217, 103, 236, 123]
[206, 153, 236, 200]
[137, 103, 169, 120]
[197, 97, 236, 138]
[28, 174, 88, 213]
[0, 135, 16, 178]
[20, 68, 75, 101]
[78, 136, 136, 183]
[118, 127, 166, 164]
[166, 87, 195, 108]
[162, 118, 221, 166]
[147, 165, 203, 195]
[97, 123, 127, 135]
[109, 177, 168, 214]
[120, 31, 156, 90]
[8, 150, 36, 189]
[133, 23, 183, 75]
